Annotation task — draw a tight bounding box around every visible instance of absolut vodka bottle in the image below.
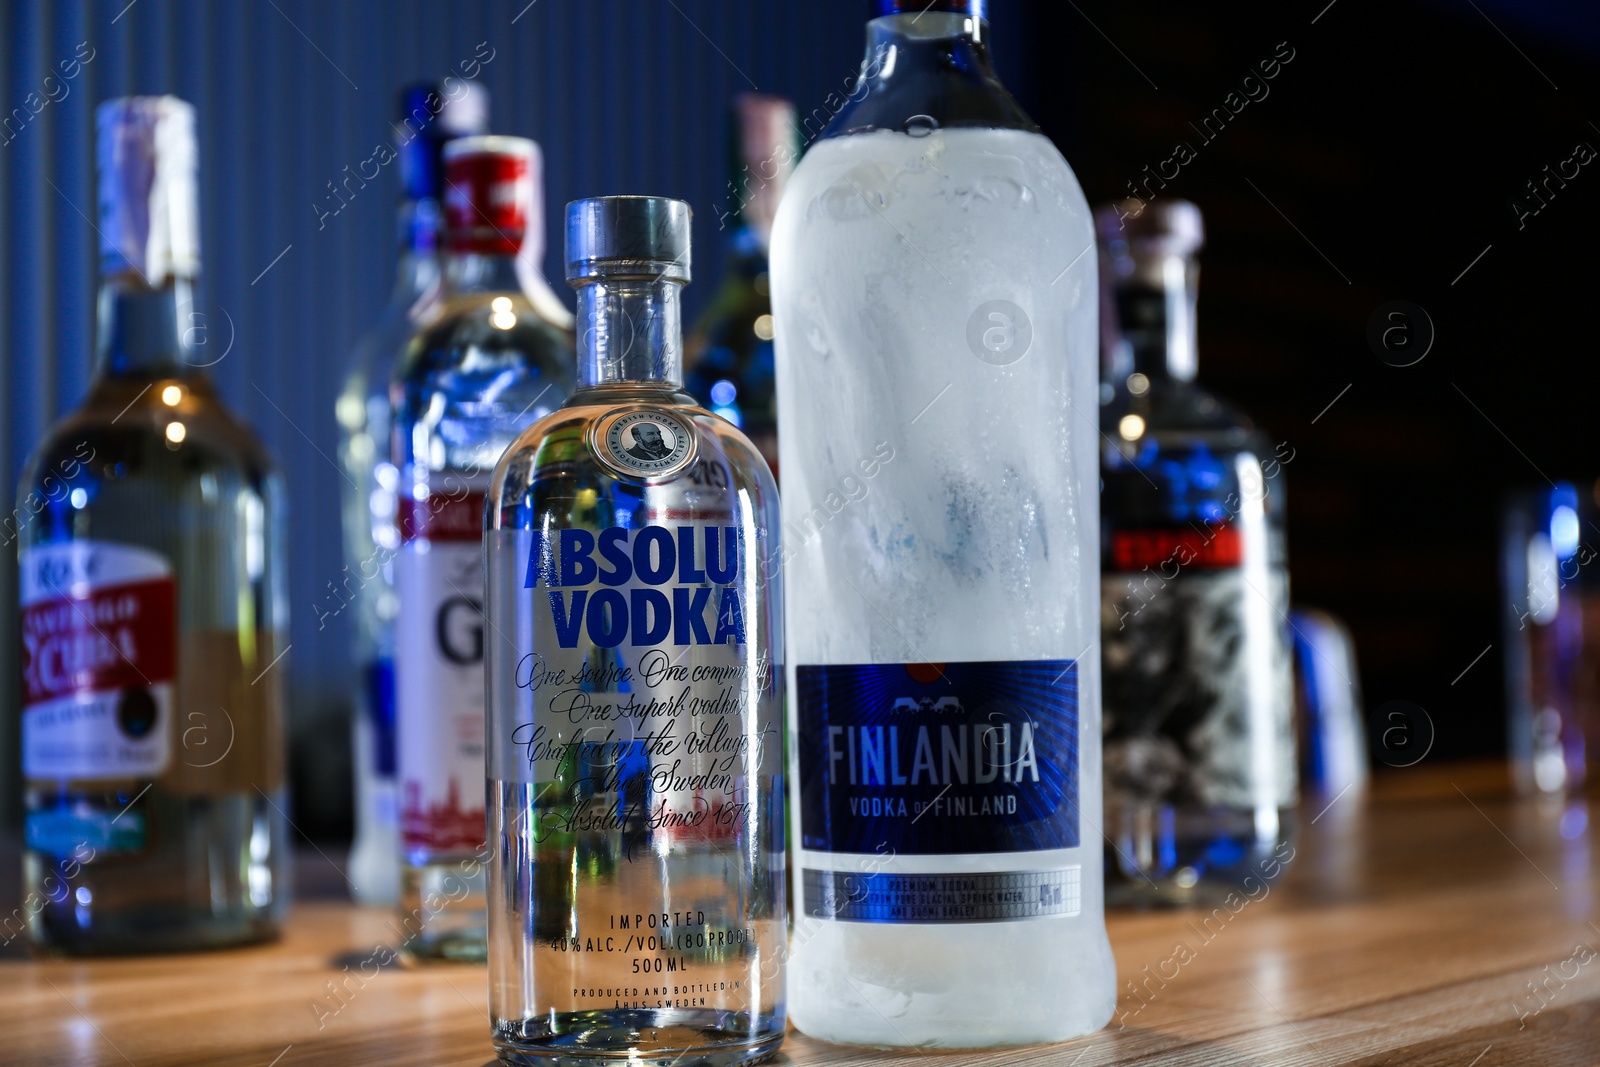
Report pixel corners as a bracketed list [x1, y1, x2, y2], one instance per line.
[337, 80, 488, 908]
[769, 0, 1115, 1046]
[1096, 199, 1297, 905]
[392, 136, 574, 960]
[16, 97, 287, 953]
[485, 197, 785, 1065]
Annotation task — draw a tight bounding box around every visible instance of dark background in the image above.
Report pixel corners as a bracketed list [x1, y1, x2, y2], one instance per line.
[2, 0, 1596, 838]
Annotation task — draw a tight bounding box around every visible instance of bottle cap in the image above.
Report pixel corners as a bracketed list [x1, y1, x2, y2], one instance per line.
[442, 135, 538, 256]
[97, 96, 199, 283]
[565, 196, 692, 283]
[1095, 198, 1204, 255]
[395, 80, 490, 201]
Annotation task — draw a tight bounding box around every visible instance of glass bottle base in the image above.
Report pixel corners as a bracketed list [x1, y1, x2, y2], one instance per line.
[398, 855, 487, 962]
[23, 790, 284, 956]
[1105, 803, 1296, 908]
[493, 1010, 783, 1067]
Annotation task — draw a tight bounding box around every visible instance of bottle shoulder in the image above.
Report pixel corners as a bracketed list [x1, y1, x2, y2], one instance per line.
[1104, 379, 1268, 444]
[17, 378, 283, 544]
[395, 291, 576, 389]
[489, 391, 777, 524]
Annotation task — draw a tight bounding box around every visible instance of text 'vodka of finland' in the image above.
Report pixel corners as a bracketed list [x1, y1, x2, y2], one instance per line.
[769, 0, 1116, 1046]
[486, 197, 785, 1066]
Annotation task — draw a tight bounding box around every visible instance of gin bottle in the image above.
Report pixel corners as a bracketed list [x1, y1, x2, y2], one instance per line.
[337, 80, 487, 908]
[1096, 199, 1297, 905]
[682, 94, 797, 475]
[769, 0, 1115, 1047]
[16, 97, 287, 953]
[485, 197, 785, 1065]
[392, 135, 574, 960]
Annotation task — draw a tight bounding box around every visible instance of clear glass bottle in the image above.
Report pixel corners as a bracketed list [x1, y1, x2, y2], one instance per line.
[16, 96, 287, 954]
[769, 0, 1115, 1047]
[485, 196, 785, 1065]
[1096, 199, 1297, 906]
[682, 94, 796, 476]
[337, 80, 489, 909]
[392, 135, 575, 960]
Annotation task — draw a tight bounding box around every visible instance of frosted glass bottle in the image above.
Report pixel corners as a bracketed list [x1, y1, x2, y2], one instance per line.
[769, 0, 1115, 1047]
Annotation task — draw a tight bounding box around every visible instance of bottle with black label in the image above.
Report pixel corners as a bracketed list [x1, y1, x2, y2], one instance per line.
[484, 197, 785, 1065]
[15, 97, 287, 954]
[1096, 199, 1297, 906]
[392, 135, 574, 961]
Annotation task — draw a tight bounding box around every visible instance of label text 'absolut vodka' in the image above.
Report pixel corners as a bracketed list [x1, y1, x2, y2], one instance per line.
[524, 526, 746, 649]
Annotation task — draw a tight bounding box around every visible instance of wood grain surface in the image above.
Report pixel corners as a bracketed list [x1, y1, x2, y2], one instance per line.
[7, 762, 1599, 1066]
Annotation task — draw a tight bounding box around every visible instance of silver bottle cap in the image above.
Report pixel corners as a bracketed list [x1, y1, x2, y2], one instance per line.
[565, 196, 691, 283]
[97, 96, 200, 282]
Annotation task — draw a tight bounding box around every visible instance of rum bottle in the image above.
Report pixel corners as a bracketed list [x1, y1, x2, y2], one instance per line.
[16, 96, 287, 954]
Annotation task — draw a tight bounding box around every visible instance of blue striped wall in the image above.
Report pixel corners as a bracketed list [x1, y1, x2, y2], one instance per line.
[0, 0, 1034, 823]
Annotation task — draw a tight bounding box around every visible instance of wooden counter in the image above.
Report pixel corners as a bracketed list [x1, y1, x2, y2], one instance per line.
[7, 762, 1598, 1066]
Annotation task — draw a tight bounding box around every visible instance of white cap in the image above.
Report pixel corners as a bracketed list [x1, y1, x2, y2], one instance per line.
[97, 96, 200, 282]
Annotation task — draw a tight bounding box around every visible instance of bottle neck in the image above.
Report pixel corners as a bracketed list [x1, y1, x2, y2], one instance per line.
[440, 248, 528, 297]
[825, 11, 1033, 139]
[95, 274, 198, 380]
[575, 278, 684, 389]
[1102, 250, 1199, 386]
[392, 197, 442, 303]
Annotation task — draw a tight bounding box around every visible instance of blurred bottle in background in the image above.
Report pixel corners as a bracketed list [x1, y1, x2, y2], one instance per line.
[1291, 607, 1368, 800]
[682, 93, 796, 477]
[336, 80, 488, 909]
[1502, 484, 1596, 795]
[1097, 199, 1297, 906]
[17, 96, 288, 953]
[391, 135, 574, 960]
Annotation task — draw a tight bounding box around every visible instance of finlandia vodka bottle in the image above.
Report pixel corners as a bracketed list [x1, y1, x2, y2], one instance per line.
[486, 197, 785, 1065]
[770, 0, 1115, 1046]
[16, 97, 287, 953]
[1096, 200, 1297, 905]
[683, 94, 797, 475]
[337, 80, 488, 908]
[393, 136, 574, 960]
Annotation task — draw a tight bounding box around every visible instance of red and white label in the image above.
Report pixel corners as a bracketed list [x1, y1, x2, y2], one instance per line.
[397, 488, 487, 855]
[19, 541, 176, 780]
[443, 149, 530, 256]
[1109, 525, 1243, 572]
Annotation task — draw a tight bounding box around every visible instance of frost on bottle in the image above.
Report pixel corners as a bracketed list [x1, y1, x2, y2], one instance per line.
[486, 197, 785, 1065]
[392, 136, 574, 960]
[1096, 200, 1296, 905]
[16, 97, 287, 954]
[769, 0, 1115, 1047]
[337, 80, 488, 908]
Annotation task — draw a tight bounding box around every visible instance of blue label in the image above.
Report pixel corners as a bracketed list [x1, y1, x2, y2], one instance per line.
[797, 660, 1079, 855]
[367, 656, 397, 777]
[26, 808, 145, 855]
